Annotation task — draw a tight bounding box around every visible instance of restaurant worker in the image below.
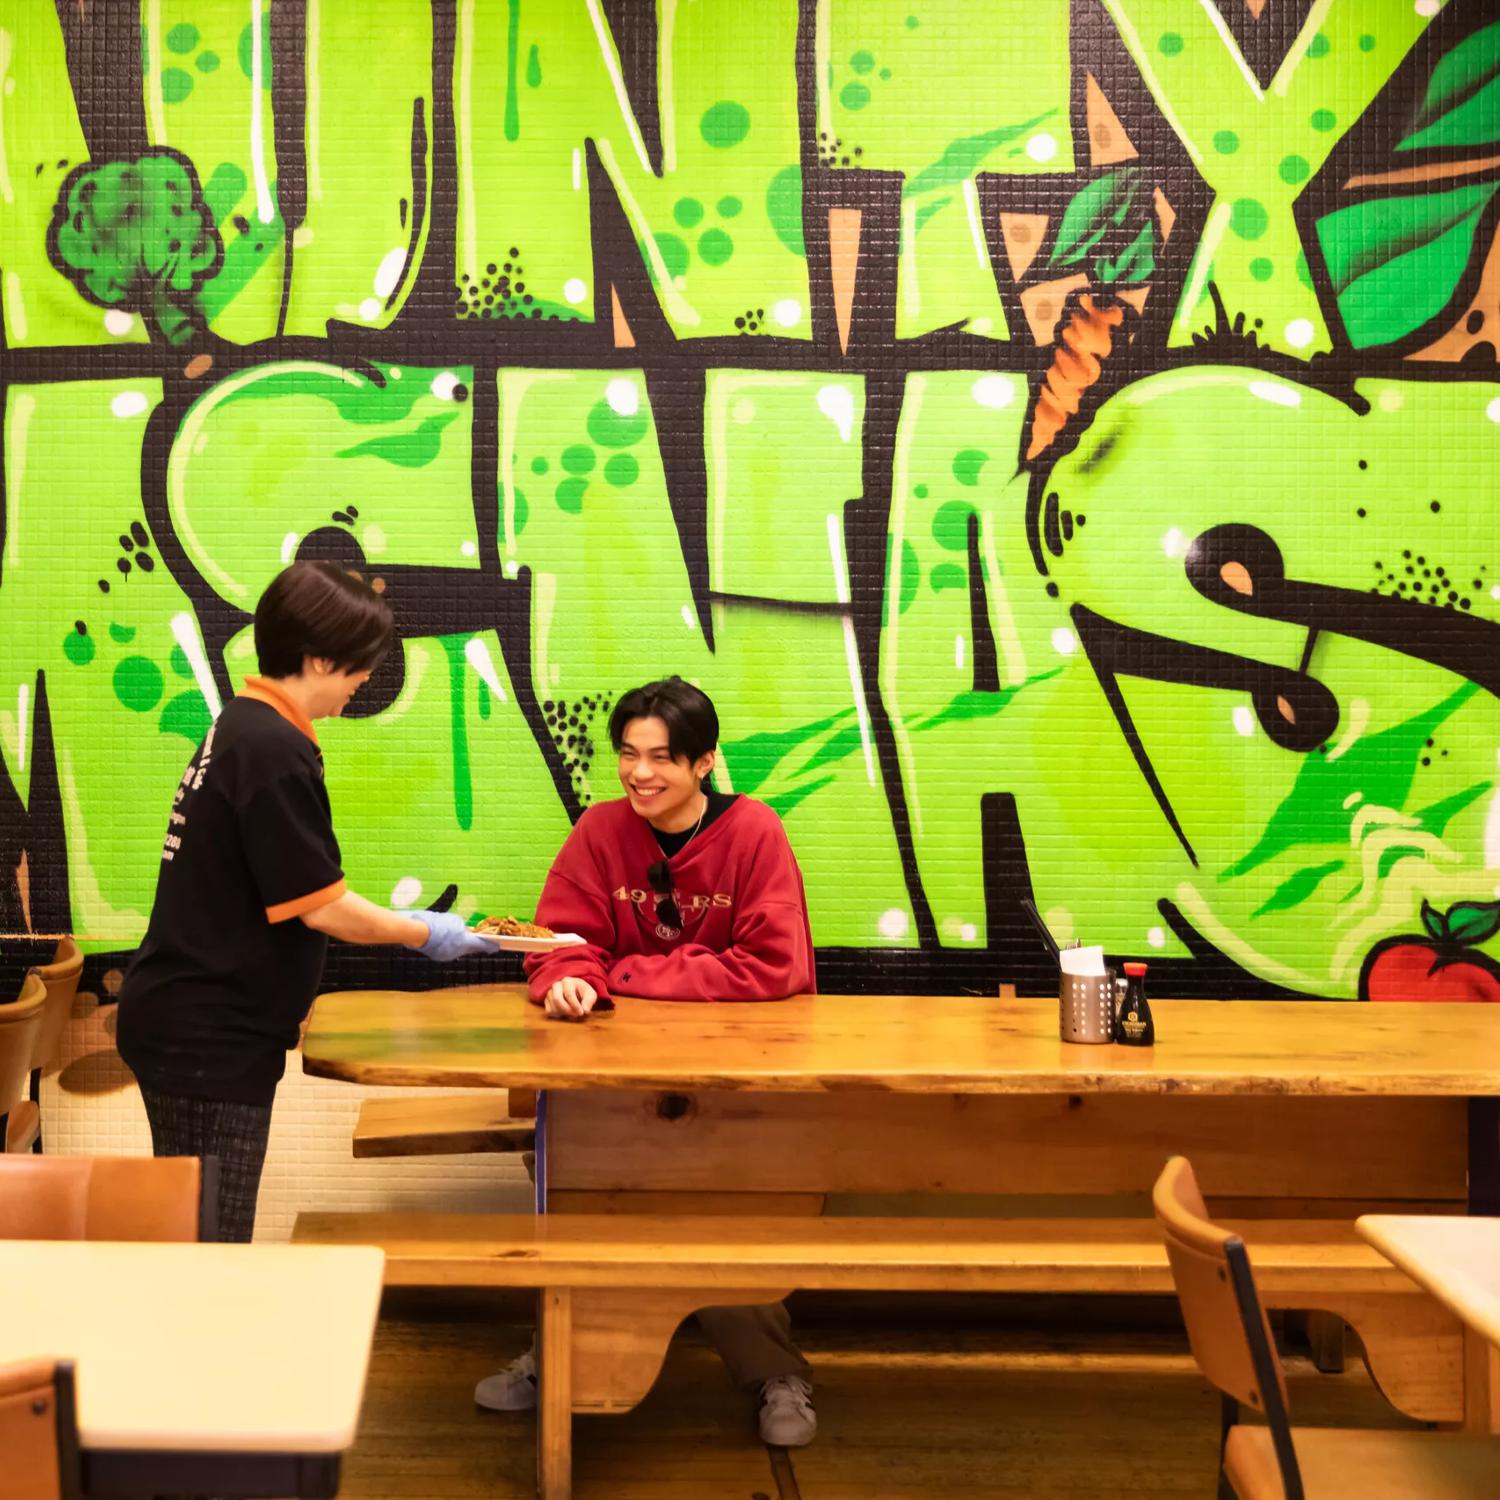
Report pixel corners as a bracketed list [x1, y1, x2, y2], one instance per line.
[474, 676, 819, 1447]
[116, 561, 493, 1242]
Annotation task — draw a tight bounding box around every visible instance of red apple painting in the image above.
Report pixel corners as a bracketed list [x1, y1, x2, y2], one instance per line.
[1360, 901, 1500, 1003]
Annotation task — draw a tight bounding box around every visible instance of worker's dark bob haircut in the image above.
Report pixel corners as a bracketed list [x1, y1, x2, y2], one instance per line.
[254, 561, 394, 679]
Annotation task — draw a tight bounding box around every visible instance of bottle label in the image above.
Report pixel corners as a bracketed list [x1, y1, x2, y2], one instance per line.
[1120, 1010, 1147, 1039]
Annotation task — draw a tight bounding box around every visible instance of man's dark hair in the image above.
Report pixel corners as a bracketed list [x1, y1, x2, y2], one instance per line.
[609, 677, 719, 764]
[254, 561, 394, 679]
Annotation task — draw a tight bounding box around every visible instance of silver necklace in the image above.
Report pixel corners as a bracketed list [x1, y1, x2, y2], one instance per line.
[675, 793, 708, 853]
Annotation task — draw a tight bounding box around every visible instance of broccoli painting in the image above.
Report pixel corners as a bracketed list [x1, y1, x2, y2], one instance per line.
[48, 149, 222, 346]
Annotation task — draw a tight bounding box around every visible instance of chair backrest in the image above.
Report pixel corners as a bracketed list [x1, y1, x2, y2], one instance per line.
[0, 1155, 210, 1242]
[29, 937, 84, 1075]
[0, 974, 47, 1124]
[0, 1358, 80, 1500]
[1153, 1156, 1302, 1496]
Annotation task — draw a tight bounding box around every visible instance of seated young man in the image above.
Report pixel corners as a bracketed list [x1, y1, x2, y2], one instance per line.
[474, 676, 818, 1445]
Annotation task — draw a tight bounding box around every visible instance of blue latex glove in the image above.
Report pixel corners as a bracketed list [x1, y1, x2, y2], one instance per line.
[407, 910, 495, 962]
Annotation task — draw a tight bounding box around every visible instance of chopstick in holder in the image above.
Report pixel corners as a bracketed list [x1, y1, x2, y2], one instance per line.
[1019, 899, 1060, 959]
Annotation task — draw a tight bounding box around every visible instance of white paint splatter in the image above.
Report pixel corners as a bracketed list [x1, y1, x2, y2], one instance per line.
[358, 297, 382, 323]
[1343, 791, 1363, 810]
[248, 0, 275, 224]
[680, 603, 697, 630]
[1487, 396, 1500, 424]
[563, 278, 588, 305]
[1248, 379, 1301, 408]
[1415, 0, 1441, 15]
[387, 366, 402, 380]
[879, 908, 910, 941]
[1283, 318, 1315, 349]
[110, 391, 148, 419]
[1025, 132, 1058, 162]
[1378, 386, 1405, 412]
[1232, 706, 1254, 737]
[971, 374, 1015, 409]
[280, 531, 299, 564]
[463, 635, 508, 702]
[430, 370, 461, 400]
[960, 922, 978, 942]
[1051, 627, 1078, 656]
[1162, 527, 1186, 558]
[1147, 926, 1166, 950]
[104, 309, 135, 337]
[817, 383, 855, 442]
[771, 298, 801, 328]
[361, 523, 387, 556]
[954, 634, 966, 671]
[605, 377, 639, 416]
[390, 877, 423, 909]
[15, 683, 28, 773]
[170, 611, 223, 720]
[460, 540, 477, 558]
[373, 247, 407, 299]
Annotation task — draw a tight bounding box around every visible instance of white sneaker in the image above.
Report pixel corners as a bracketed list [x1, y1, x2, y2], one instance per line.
[474, 1348, 537, 1411]
[757, 1375, 816, 1446]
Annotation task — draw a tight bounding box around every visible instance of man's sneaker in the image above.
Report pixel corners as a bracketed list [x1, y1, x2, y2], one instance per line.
[474, 1349, 537, 1411]
[757, 1375, 816, 1446]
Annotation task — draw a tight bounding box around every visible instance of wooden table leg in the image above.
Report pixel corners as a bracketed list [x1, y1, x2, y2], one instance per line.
[538, 1288, 572, 1500]
[1462, 1328, 1500, 1435]
[1468, 1097, 1500, 1215]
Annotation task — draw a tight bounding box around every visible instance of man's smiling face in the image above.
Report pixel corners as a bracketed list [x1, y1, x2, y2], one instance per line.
[617, 714, 714, 831]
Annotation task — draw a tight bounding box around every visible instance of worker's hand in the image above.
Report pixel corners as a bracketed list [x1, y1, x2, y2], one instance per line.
[407, 910, 494, 962]
[544, 976, 599, 1020]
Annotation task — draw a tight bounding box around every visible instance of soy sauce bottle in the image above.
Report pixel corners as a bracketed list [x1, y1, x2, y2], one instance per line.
[1115, 961, 1155, 1047]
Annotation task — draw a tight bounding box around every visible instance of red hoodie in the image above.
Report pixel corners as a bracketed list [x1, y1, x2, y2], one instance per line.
[523, 795, 815, 1003]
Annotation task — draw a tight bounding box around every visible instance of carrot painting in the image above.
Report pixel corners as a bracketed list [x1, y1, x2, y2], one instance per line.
[1025, 166, 1157, 465]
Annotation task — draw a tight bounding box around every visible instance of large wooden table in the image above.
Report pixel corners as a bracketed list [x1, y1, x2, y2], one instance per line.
[0, 1240, 384, 1497]
[304, 988, 1500, 1426]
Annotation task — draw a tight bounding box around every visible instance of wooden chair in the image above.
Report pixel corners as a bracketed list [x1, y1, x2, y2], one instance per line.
[0, 974, 46, 1156]
[1153, 1156, 1499, 1498]
[7, 938, 84, 1154]
[0, 1358, 81, 1500]
[0, 1155, 217, 1242]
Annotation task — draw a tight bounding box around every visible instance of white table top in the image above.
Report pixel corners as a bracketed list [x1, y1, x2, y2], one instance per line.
[0, 1240, 384, 1453]
[1356, 1216, 1500, 1349]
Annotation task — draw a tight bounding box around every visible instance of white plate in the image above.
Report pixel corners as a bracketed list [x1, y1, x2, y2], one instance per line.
[475, 930, 587, 953]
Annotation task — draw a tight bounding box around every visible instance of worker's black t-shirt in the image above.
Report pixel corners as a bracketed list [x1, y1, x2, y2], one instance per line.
[117, 689, 346, 1106]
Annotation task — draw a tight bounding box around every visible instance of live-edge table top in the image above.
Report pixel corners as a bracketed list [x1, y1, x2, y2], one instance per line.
[301, 987, 1500, 1097]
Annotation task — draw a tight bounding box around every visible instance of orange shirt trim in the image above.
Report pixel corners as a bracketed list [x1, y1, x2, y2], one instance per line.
[266, 878, 346, 925]
[240, 677, 318, 745]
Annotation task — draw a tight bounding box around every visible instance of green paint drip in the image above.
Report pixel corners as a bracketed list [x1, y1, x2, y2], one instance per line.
[526, 43, 541, 89]
[505, 0, 521, 142]
[442, 636, 474, 830]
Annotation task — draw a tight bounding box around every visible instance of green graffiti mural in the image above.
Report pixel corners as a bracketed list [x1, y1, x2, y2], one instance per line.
[3, 0, 1500, 1002]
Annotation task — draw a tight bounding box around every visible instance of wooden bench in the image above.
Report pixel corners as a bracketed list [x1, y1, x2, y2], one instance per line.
[350, 1096, 535, 1159]
[293, 1208, 1462, 1499]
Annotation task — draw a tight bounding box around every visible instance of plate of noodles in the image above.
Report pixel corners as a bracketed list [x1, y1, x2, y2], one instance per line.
[473, 916, 587, 953]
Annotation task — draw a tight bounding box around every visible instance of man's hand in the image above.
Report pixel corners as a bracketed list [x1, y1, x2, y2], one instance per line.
[544, 976, 599, 1020]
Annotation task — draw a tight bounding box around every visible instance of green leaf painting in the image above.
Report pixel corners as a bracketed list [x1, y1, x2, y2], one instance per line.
[1399, 22, 1500, 152]
[1316, 182, 1498, 347]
